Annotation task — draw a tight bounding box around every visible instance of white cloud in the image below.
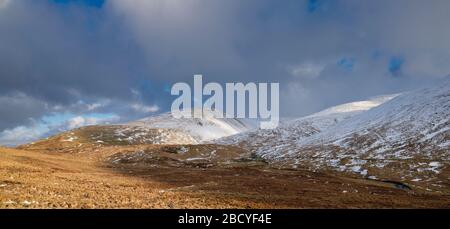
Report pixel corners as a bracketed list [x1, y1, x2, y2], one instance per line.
[0, 125, 48, 146]
[67, 116, 87, 129]
[289, 62, 326, 79]
[86, 103, 104, 111]
[67, 115, 120, 129]
[0, 0, 10, 9]
[131, 103, 159, 113]
[110, 0, 242, 82]
[0, 113, 121, 146]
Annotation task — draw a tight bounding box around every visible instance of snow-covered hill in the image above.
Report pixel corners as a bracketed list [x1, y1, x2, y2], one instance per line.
[127, 109, 255, 143]
[20, 109, 255, 151]
[216, 79, 450, 191]
[216, 94, 398, 155]
[284, 80, 450, 183]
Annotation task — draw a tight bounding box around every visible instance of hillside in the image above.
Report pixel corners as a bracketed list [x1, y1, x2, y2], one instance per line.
[2, 146, 449, 208]
[19, 109, 255, 153]
[128, 109, 255, 142]
[217, 80, 450, 193]
[216, 94, 398, 157]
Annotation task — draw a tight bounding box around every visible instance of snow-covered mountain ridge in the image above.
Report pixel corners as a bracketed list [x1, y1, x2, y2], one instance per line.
[127, 109, 255, 143]
[216, 79, 450, 191]
[215, 93, 399, 155]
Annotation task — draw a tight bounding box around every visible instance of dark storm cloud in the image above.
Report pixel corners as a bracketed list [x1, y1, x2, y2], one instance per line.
[0, 1, 142, 102]
[0, 92, 48, 130]
[1, 0, 450, 143]
[0, 0, 160, 131]
[111, 0, 450, 116]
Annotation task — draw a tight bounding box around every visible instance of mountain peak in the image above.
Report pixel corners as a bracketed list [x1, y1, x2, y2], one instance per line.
[128, 110, 256, 142]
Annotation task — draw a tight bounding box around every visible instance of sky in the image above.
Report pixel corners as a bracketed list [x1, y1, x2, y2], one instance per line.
[0, 0, 450, 145]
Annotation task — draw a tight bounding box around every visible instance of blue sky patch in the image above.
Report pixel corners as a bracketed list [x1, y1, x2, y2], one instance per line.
[337, 57, 355, 70]
[307, 0, 326, 13]
[389, 56, 404, 76]
[51, 0, 105, 8]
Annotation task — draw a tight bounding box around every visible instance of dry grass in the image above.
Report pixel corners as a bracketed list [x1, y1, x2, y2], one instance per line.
[1, 145, 449, 209]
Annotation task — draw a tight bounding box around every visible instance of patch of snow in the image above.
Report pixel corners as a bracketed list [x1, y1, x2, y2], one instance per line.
[128, 108, 256, 143]
[185, 157, 207, 161]
[22, 200, 32, 206]
[62, 136, 78, 142]
[178, 146, 189, 154]
[4, 200, 16, 205]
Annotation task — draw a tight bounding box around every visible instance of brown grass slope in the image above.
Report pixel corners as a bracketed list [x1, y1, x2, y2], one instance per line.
[1, 142, 450, 208]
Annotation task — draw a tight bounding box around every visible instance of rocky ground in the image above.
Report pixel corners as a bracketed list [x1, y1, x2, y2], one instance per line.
[1, 143, 449, 209]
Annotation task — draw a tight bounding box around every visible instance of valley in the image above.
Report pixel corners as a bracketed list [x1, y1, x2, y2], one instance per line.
[1, 144, 449, 209]
[1, 80, 449, 209]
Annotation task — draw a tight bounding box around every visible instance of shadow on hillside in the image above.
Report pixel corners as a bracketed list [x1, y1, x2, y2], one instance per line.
[100, 146, 449, 208]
